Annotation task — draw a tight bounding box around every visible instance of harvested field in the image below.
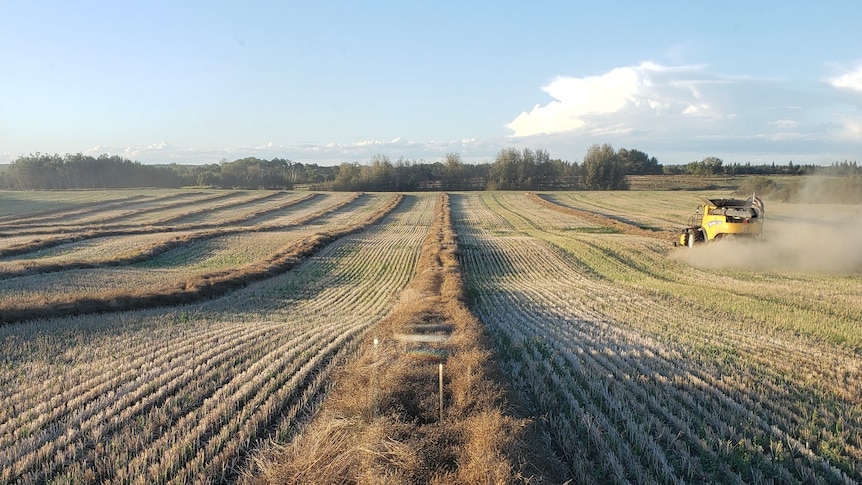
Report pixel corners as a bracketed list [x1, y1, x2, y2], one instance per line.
[455, 191, 862, 483]
[0, 190, 425, 483]
[1, 188, 860, 483]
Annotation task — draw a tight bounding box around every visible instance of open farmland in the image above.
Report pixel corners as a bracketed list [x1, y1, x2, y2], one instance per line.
[455, 192, 862, 483]
[0, 189, 426, 483]
[1, 188, 861, 483]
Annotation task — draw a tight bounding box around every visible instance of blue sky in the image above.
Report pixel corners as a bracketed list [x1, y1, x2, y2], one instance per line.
[2, 1, 861, 166]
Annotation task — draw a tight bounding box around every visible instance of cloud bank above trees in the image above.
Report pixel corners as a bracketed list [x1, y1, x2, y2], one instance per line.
[505, 62, 862, 164]
[4, 61, 859, 168]
[3, 2, 861, 168]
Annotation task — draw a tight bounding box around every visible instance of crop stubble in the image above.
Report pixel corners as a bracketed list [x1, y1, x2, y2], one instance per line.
[1, 189, 860, 483]
[454, 191, 861, 483]
[0, 191, 429, 483]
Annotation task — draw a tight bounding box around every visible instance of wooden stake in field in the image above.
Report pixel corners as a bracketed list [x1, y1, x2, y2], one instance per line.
[438, 363, 444, 423]
[372, 338, 379, 419]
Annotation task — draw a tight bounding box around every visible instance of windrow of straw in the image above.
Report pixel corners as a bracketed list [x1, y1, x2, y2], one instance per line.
[246, 193, 565, 484]
[459, 191, 862, 482]
[0, 194, 430, 484]
[0, 193, 401, 324]
[0, 192, 324, 258]
[0, 191, 242, 234]
[0, 193, 336, 276]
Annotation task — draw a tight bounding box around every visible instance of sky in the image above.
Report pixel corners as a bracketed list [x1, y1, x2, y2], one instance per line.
[1, 1, 861, 167]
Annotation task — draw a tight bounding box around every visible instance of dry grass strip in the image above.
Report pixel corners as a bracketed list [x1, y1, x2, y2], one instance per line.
[0, 194, 400, 324]
[525, 191, 675, 240]
[245, 193, 566, 484]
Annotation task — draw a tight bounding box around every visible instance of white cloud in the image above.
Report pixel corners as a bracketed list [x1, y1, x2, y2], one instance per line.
[353, 140, 384, 147]
[13, 57, 857, 169]
[506, 66, 640, 136]
[506, 62, 728, 137]
[501, 61, 862, 165]
[121, 141, 175, 159]
[768, 119, 798, 128]
[682, 103, 713, 117]
[828, 65, 862, 92]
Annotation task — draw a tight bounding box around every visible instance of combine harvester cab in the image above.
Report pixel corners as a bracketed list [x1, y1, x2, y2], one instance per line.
[677, 193, 764, 247]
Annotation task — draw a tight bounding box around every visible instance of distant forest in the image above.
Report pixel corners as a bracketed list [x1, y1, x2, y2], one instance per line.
[1, 146, 859, 191]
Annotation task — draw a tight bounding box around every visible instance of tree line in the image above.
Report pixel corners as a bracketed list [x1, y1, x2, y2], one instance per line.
[665, 156, 860, 176]
[1, 147, 857, 191]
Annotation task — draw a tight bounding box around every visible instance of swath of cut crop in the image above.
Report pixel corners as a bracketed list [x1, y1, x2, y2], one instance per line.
[0, 194, 433, 484]
[0, 193, 161, 225]
[453, 192, 862, 483]
[0, 192, 344, 261]
[0, 193, 334, 277]
[2, 191, 245, 233]
[3, 189, 860, 483]
[0, 194, 402, 324]
[245, 193, 566, 484]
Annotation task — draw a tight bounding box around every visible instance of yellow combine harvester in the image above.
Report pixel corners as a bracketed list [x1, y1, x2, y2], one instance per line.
[677, 193, 764, 247]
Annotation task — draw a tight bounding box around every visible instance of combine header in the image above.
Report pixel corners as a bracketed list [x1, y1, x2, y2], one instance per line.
[677, 193, 764, 247]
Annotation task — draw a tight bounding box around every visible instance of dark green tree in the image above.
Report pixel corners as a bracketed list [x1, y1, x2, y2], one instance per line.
[582, 144, 629, 190]
[442, 153, 465, 190]
[333, 162, 361, 190]
[618, 148, 662, 175]
[686, 156, 724, 175]
[487, 148, 519, 190]
[487, 148, 579, 190]
[361, 155, 395, 190]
